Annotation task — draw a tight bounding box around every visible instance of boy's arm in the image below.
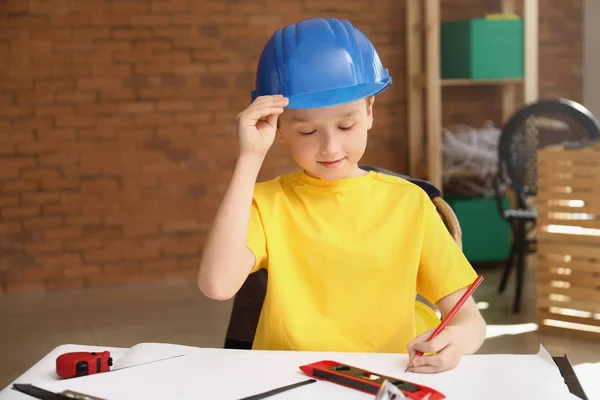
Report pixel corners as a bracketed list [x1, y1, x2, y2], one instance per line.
[406, 288, 486, 374]
[436, 287, 486, 355]
[197, 154, 262, 300]
[198, 95, 288, 300]
[407, 191, 486, 373]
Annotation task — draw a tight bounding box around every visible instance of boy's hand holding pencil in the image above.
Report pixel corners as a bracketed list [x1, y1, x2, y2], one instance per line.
[406, 276, 485, 374]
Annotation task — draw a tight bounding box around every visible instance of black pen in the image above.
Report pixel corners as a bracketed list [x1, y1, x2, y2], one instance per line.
[237, 378, 317, 400]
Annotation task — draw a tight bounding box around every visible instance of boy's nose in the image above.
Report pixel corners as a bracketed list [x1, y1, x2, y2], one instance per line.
[320, 132, 341, 155]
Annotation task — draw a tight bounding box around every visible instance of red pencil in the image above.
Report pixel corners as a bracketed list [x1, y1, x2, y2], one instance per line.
[406, 275, 485, 372]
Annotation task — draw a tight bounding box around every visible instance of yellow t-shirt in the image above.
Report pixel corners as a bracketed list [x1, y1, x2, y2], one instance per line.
[246, 169, 477, 353]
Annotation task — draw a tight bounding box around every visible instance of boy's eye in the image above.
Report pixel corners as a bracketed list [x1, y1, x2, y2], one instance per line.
[339, 124, 355, 131]
[300, 130, 316, 135]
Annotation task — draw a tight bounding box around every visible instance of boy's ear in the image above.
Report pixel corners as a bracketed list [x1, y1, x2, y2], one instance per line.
[276, 128, 285, 142]
[366, 95, 375, 129]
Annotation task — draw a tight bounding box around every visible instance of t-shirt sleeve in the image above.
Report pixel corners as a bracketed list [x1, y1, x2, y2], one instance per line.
[417, 194, 478, 305]
[246, 198, 268, 274]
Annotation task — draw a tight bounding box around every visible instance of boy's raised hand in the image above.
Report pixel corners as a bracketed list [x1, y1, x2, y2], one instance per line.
[405, 326, 465, 374]
[237, 95, 289, 159]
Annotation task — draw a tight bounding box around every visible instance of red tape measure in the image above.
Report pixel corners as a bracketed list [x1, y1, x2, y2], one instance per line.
[299, 360, 445, 399]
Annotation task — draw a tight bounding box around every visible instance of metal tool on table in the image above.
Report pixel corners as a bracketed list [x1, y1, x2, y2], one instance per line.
[299, 360, 445, 399]
[12, 383, 105, 400]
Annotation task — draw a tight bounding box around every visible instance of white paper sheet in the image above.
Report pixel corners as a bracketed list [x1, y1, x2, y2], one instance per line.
[111, 342, 189, 371]
[33, 344, 578, 400]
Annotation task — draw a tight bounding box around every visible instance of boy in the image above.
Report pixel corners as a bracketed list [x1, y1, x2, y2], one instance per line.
[198, 17, 486, 374]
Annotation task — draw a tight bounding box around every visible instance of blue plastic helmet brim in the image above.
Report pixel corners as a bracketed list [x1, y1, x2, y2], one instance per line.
[284, 78, 392, 109]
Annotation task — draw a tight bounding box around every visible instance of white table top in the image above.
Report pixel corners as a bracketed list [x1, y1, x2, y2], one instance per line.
[0, 343, 582, 400]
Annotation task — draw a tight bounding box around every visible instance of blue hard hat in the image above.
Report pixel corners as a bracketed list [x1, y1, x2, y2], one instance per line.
[251, 18, 392, 109]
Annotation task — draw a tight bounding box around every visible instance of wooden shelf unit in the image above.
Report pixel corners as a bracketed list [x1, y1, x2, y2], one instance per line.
[406, 0, 539, 189]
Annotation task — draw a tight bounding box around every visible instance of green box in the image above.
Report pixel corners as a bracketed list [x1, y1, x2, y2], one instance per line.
[441, 18, 524, 79]
[444, 196, 511, 263]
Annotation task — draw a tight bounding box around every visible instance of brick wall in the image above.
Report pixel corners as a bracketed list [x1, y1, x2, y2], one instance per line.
[0, 0, 583, 294]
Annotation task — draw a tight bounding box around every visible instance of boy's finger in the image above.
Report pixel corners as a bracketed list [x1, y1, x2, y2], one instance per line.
[253, 95, 287, 106]
[411, 330, 452, 354]
[245, 106, 285, 122]
[406, 329, 434, 352]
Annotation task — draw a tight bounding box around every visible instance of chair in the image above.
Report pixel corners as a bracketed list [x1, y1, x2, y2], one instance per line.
[493, 98, 600, 313]
[223, 165, 460, 350]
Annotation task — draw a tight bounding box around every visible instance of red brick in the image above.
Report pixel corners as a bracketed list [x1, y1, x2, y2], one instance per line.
[52, 64, 93, 78]
[77, 102, 118, 115]
[0, 221, 22, 235]
[82, 179, 119, 193]
[130, 14, 172, 26]
[55, 115, 95, 127]
[21, 168, 61, 181]
[166, 268, 198, 281]
[65, 238, 103, 251]
[25, 241, 64, 255]
[63, 265, 102, 279]
[91, 12, 131, 26]
[11, 39, 53, 54]
[42, 179, 80, 190]
[0, 157, 36, 179]
[30, 0, 70, 13]
[39, 151, 79, 166]
[92, 64, 131, 76]
[83, 225, 122, 238]
[152, 0, 189, 12]
[45, 227, 82, 240]
[175, 112, 211, 124]
[84, 249, 121, 263]
[46, 278, 86, 292]
[124, 222, 160, 237]
[30, 27, 72, 40]
[188, 2, 228, 12]
[72, 27, 111, 40]
[12, 117, 53, 131]
[34, 78, 75, 91]
[153, 27, 192, 38]
[23, 217, 62, 229]
[118, 102, 155, 114]
[0, 105, 34, 117]
[153, 51, 192, 64]
[35, 105, 74, 116]
[156, 100, 194, 112]
[22, 192, 61, 205]
[111, 27, 152, 39]
[77, 76, 123, 90]
[162, 220, 200, 233]
[99, 90, 136, 101]
[95, 41, 132, 54]
[56, 91, 96, 103]
[37, 128, 76, 141]
[1, 180, 38, 193]
[142, 259, 178, 272]
[2, 205, 40, 218]
[17, 141, 58, 155]
[0, 195, 19, 207]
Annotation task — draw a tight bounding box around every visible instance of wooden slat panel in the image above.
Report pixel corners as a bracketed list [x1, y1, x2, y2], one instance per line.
[537, 242, 600, 258]
[537, 285, 600, 303]
[537, 324, 600, 341]
[538, 231, 600, 245]
[538, 260, 600, 275]
[538, 207, 600, 217]
[537, 145, 600, 339]
[537, 298, 600, 314]
[537, 311, 600, 328]
[538, 271, 600, 288]
[538, 192, 600, 204]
